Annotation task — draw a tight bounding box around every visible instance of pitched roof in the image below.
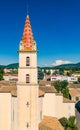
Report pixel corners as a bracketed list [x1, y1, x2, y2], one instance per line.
[69, 88, 80, 96]
[39, 80, 52, 86]
[3, 74, 18, 76]
[0, 81, 45, 97]
[39, 89, 45, 97]
[69, 83, 80, 88]
[39, 116, 64, 130]
[0, 81, 17, 96]
[39, 86, 57, 93]
[63, 97, 75, 103]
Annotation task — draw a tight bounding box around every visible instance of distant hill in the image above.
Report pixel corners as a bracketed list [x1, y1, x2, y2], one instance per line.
[0, 63, 19, 69]
[41, 62, 80, 69]
[0, 62, 80, 69]
[0, 65, 6, 68]
[54, 62, 80, 69]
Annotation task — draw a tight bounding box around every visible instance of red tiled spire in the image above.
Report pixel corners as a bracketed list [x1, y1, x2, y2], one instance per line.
[22, 15, 34, 50]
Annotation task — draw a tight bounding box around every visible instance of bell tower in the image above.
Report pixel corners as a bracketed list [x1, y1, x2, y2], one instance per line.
[17, 15, 38, 130]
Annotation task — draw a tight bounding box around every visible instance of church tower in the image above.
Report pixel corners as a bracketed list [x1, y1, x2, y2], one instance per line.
[17, 15, 38, 130]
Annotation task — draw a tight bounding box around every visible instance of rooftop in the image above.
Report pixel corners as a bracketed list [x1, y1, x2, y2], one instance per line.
[39, 116, 64, 130]
[0, 80, 17, 97]
[69, 83, 80, 88]
[0, 80, 75, 103]
[0, 80, 45, 97]
[69, 88, 80, 97]
[63, 97, 75, 103]
[39, 86, 57, 93]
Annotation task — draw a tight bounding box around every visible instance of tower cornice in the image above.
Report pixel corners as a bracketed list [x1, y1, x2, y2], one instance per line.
[17, 50, 39, 53]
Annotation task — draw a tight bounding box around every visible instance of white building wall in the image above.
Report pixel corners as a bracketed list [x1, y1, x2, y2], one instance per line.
[55, 95, 64, 119]
[43, 93, 56, 117]
[55, 95, 75, 119]
[62, 103, 75, 119]
[0, 93, 11, 130]
[3, 76, 11, 81]
[42, 93, 75, 119]
[3, 75, 18, 81]
[51, 75, 77, 82]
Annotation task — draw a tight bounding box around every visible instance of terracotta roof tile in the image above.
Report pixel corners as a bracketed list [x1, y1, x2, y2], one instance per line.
[39, 116, 64, 130]
[69, 88, 80, 96]
[0, 81, 45, 97]
[63, 97, 75, 103]
[69, 83, 80, 88]
[39, 86, 57, 93]
[0, 81, 17, 96]
[22, 15, 34, 51]
[39, 89, 45, 97]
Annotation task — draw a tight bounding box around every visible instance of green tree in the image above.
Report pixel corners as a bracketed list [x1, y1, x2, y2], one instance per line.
[38, 70, 44, 80]
[53, 80, 69, 98]
[46, 70, 51, 75]
[53, 80, 68, 92]
[59, 68, 64, 75]
[44, 69, 47, 74]
[66, 72, 72, 76]
[59, 117, 68, 128]
[78, 76, 80, 83]
[62, 87, 69, 99]
[0, 68, 4, 74]
[53, 80, 62, 92]
[61, 80, 68, 91]
[53, 70, 59, 75]
[11, 69, 18, 74]
[59, 116, 78, 130]
[68, 116, 78, 130]
[0, 73, 3, 81]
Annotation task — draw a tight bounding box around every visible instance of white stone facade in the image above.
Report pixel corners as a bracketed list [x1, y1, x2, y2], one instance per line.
[42, 93, 75, 119]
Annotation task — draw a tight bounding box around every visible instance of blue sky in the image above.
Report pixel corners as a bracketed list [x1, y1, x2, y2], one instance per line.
[0, 0, 80, 66]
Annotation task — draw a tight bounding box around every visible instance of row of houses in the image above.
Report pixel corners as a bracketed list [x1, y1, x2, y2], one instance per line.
[51, 75, 78, 82]
[3, 73, 78, 83]
[44, 75, 78, 83]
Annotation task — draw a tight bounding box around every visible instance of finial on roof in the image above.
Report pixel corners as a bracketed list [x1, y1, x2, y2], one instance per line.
[27, 4, 29, 17]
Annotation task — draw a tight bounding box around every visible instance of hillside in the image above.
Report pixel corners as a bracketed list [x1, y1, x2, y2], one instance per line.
[0, 63, 19, 69]
[54, 63, 80, 69]
[41, 62, 80, 69]
[0, 62, 80, 69]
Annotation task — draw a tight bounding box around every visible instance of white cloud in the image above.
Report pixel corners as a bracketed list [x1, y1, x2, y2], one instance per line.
[52, 60, 72, 66]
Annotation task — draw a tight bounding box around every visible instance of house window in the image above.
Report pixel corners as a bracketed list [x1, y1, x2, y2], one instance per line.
[26, 57, 30, 66]
[26, 74, 30, 83]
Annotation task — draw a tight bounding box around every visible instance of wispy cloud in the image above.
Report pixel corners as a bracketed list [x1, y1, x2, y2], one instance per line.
[52, 60, 72, 66]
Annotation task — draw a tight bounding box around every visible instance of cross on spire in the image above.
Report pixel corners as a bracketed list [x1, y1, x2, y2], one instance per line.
[27, 4, 29, 16]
